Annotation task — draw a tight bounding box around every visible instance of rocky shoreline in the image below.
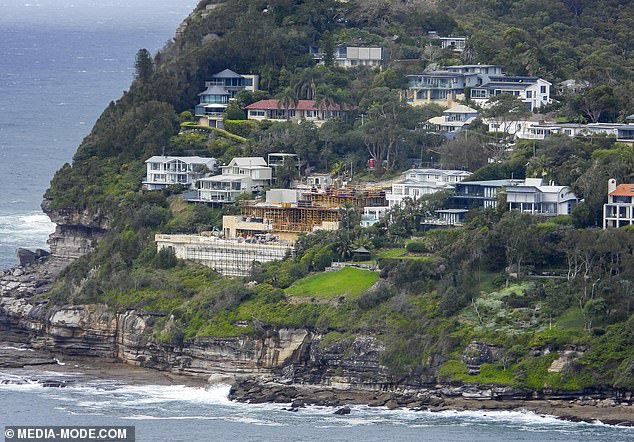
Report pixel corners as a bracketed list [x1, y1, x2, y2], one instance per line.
[228, 378, 634, 426]
[2, 256, 634, 427]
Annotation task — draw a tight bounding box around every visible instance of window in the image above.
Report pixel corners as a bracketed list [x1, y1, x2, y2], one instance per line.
[540, 85, 547, 94]
[526, 91, 532, 98]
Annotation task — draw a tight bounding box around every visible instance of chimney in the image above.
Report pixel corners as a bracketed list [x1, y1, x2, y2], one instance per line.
[608, 178, 617, 195]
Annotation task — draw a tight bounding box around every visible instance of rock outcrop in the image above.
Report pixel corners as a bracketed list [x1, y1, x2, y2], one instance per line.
[41, 199, 108, 260]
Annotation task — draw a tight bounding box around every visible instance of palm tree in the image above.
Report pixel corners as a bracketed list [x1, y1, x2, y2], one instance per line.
[276, 87, 298, 120]
[292, 67, 323, 100]
[314, 84, 340, 108]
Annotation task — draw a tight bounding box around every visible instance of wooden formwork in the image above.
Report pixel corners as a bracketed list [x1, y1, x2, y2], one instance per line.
[241, 204, 340, 233]
[303, 187, 387, 208]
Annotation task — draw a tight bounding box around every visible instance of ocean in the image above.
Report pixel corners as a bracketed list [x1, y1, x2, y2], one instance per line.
[1, 1, 633, 440]
[1, 366, 633, 442]
[0, 0, 198, 269]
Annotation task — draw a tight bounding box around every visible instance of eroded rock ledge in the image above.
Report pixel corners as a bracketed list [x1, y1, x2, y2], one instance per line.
[2, 258, 634, 425]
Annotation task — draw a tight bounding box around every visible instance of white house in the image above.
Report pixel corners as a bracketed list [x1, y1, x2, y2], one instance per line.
[617, 125, 634, 144]
[143, 156, 217, 190]
[310, 45, 384, 68]
[385, 168, 472, 208]
[506, 178, 578, 216]
[486, 120, 621, 140]
[267, 153, 301, 184]
[452, 179, 524, 210]
[604, 179, 634, 228]
[194, 69, 259, 128]
[189, 157, 272, 204]
[421, 209, 470, 227]
[485, 118, 538, 137]
[439, 36, 467, 52]
[470, 76, 552, 111]
[426, 104, 478, 137]
[296, 173, 334, 192]
[360, 206, 390, 228]
[368, 169, 470, 227]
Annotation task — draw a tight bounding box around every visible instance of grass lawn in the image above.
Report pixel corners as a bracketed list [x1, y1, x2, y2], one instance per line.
[376, 248, 407, 258]
[376, 247, 432, 261]
[285, 267, 379, 299]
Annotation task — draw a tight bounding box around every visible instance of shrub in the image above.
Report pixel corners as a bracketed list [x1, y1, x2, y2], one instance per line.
[154, 247, 177, 269]
[223, 120, 258, 138]
[356, 280, 395, 310]
[406, 241, 427, 254]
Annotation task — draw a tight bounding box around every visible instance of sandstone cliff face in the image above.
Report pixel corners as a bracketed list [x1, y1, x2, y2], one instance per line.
[0, 295, 390, 389]
[41, 199, 108, 260]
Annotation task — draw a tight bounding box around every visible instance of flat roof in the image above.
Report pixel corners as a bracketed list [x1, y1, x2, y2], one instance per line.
[145, 155, 215, 164]
[459, 179, 523, 186]
[436, 209, 469, 213]
[408, 71, 464, 78]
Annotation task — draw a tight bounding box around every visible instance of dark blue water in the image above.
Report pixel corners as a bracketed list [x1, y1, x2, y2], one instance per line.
[2, 2, 634, 439]
[0, 0, 198, 269]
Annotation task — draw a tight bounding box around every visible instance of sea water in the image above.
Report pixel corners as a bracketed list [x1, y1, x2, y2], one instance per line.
[0, 0, 198, 269]
[1, 2, 633, 440]
[0, 369, 632, 442]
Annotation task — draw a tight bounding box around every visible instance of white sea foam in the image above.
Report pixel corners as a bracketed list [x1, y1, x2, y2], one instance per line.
[124, 415, 221, 421]
[0, 346, 34, 352]
[0, 212, 55, 249]
[67, 382, 233, 406]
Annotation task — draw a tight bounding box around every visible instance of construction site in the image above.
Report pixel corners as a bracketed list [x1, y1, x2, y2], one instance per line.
[222, 187, 387, 241]
[302, 187, 387, 209]
[155, 186, 388, 275]
[155, 234, 294, 277]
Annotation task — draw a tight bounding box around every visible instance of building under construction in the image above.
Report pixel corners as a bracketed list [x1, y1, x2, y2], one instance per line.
[223, 187, 387, 242]
[302, 187, 387, 209]
[156, 187, 387, 273]
[232, 204, 340, 240]
[155, 234, 294, 277]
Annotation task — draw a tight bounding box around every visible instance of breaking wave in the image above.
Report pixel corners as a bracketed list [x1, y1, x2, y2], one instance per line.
[0, 211, 55, 268]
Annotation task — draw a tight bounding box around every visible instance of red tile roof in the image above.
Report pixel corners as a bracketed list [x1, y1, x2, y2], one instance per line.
[610, 184, 634, 197]
[245, 99, 345, 111]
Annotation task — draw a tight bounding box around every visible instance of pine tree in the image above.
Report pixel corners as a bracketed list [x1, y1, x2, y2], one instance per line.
[134, 48, 154, 83]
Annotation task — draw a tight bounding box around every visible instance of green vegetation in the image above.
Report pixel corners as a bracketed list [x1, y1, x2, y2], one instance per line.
[36, 0, 634, 393]
[439, 361, 516, 386]
[285, 267, 379, 299]
[376, 248, 407, 259]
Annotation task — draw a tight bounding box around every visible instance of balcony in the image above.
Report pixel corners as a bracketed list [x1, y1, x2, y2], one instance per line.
[195, 104, 226, 117]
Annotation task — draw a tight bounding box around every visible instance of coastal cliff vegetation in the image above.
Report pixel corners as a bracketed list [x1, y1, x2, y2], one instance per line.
[37, 0, 634, 392]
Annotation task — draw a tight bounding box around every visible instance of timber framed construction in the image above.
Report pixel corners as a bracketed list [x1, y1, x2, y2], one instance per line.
[240, 204, 340, 233]
[302, 188, 387, 209]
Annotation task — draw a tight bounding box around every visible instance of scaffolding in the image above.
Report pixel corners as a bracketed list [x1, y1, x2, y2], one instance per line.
[302, 187, 387, 209]
[155, 234, 294, 277]
[240, 204, 340, 233]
